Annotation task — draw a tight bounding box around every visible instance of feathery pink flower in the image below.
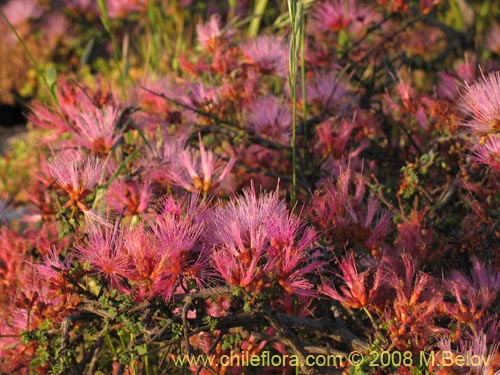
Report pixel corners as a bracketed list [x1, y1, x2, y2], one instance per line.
[48, 152, 110, 226]
[246, 96, 291, 145]
[73, 105, 122, 154]
[36, 246, 73, 292]
[242, 36, 288, 77]
[311, 0, 380, 35]
[148, 208, 207, 300]
[306, 72, 350, 113]
[106, 0, 146, 19]
[122, 195, 210, 301]
[75, 221, 131, 291]
[170, 134, 236, 194]
[459, 70, 500, 137]
[209, 185, 317, 295]
[197, 14, 223, 51]
[444, 257, 500, 324]
[383, 255, 444, 350]
[309, 165, 391, 251]
[321, 252, 385, 309]
[48, 153, 103, 208]
[106, 180, 153, 216]
[1, 0, 42, 27]
[472, 136, 500, 171]
[456, 333, 500, 375]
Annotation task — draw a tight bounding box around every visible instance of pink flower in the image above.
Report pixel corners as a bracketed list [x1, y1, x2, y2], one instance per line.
[124, 204, 208, 301]
[29, 101, 73, 134]
[456, 333, 500, 375]
[246, 96, 292, 145]
[143, 132, 186, 184]
[242, 36, 288, 77]
[73, 105, 122, 155]
[209, 185, 317, 295]
[311, 0, 380, 35]
[149, 213, 208, 300]
[48, 152, 103, 208]
[106, 180, 153, 216]
[170, 134, 236, 194]
[309, 165, 391, 251]
[384, 72, 417, 114]
[313, 118, 353, 159]
[1, 0, 42, 27]
[28, 80, 118, 135]
[395, 208, 436, 262]
[444, 257, 500, 324]
[122, 195, 210, 301]
[472, 137, 500, 171]
[197, 14, 223, 51]
[384, 255, 444, 350]
[188, 82, 220, 110]
[459, 70, 500, 137]
[48, 151, 109, 226]
[306, 72, 351, 113]
[75, 221, 131, 291]
[36, 246, 73, 291]
[321, 252, 386, 309]
[106, 0, 146, 19]
[0, 227, 29, 293]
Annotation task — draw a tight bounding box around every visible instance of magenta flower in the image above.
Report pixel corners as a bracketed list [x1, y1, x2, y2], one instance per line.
[73, 105, 122, 155]
[48, 152, 102, 207]
[36, 246, 73, 291]
[311, 0, 380, 35]
[320, 252, 385, 309]
[143, 132, 186, 184]
[29, 80, 118, 135]
[148, 209, 208, 300]
[106, 0, 146, 19]
[209, 185, 317, 295]
[170, 134, 236, 194]
[75, 221, 131, 291]
[246, 96, 291, 145]
[188, 82, 220, 110]
[459, 70, 500, 137]
[309, 165, 391, 251]
[1, 0, 42, 27]
[242, 36, 288, 77]
[444, 257, 500, 324]
[210, 192, 272, 289]
[196, 14, 223, 51]
[453, 333, 500, 375]
[306, 72, 350, 113]
[472, 137, 500, 171]
[122, 195, 210, 301]
[106, 180, 152, 216]
[383, 255, 444, 350]
[29, 102, 73, 134]
[47, 151, 109, 226]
